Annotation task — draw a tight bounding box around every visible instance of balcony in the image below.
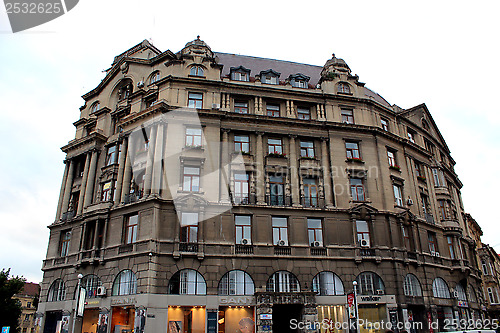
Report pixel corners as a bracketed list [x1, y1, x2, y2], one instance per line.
[179, 242, 198, 253]
[232, 194, 256, 205]
[360, 248, 376, 257]
[274, 246, 291, 255]
[407, 251, 418, 260]
[60, 211, 75, 221]
[235, 244, 254, 254]
[266, 194, 291, 207]
[301, 196, 324, 208]
[310, 247, 327, 256]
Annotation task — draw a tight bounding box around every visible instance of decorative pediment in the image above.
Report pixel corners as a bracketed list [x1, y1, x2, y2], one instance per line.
[349, 203, 378, 218]
[259, 69, 281, 78]
[174, 193, 209, 211]
[397, 210, 416, 224]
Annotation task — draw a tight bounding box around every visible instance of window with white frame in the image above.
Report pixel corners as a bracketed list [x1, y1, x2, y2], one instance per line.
[185, 127, 203, 147]
[300, 141, 315, 158]
[90, 102, 100, 114]
[266, 104, 280, 117]
[234, 135, 250, 153]
[234, 100, 249, 114]
[350, 178, 365, 201]
[233, 173, 249, 204]
[307, 218, 323, 247]
[447, 236, 456, 259]
[356, 220, 370, 247]
[297, 107, 311, 120]
[168, 269, 206, 295]
[432, 278, 450, 298]
[81, 275, 102, 299]
[101, 181, 113, 202]
[188, 92, 203, 108]
[180, 212, 198, 243]
[312, 272, 344, 296]
[235, 215, 251, 244]
[356, 272, 384, 295]
[337, 82, 351, 94]
[182, 166, 200, 192]
[59, 230, 71, 257]
[189, 66, 204, 77]
[404, 274, 422, 297]
[393, 184, 403, 206]
[341, 109, 354, 124]
[455, 284, 467, 302]
[267, 271, 300, 292]
[112, 270, 137, 296]
[105, 145, 117, 166]
[381, 118, 389, 131]
[125, 214, 138, 244]
[47, 279, 65, 302]
[432, 168, 446, 187]
[303, 178, 319, 207]
[272, 217, 288, 245]
[219, 270, 254, 295]
[149, 71, 160, 84]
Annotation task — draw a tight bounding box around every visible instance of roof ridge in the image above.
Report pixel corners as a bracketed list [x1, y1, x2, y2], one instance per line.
[215, 52, 323, 68]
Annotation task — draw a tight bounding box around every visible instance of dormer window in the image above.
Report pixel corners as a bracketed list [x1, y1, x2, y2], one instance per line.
[337, 82, 351, 94]
[189, 66, 204, 77]
[289, 73, 310, 88]
[230, 66, 250, 82]
[260, 69, 280, 85]
[149, 71, 160, 84]
[90, 102, 100, 114]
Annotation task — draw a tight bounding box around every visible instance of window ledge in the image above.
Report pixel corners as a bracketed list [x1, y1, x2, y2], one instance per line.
[346, 158, 364, 163]
[177, 190, 204, 195]
[188, 75, 206, 79]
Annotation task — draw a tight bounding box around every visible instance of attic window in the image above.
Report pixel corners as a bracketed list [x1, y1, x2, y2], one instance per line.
[230, 66, 250, 82]
[264, 76, 277, 84]
[150, 72, 160, 84]
[190, 66, 204, 77]
[260, 70, 280, 85]
[337, 82, 351, 94]
[90, 102, 100, 114]
[289, 73, 310, 88]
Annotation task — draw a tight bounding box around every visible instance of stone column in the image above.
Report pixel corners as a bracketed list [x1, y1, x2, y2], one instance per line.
[144, 125, 157, 197]
[77, 153, 91, 215]
[151, 123, 164, 196]
[55, 161, 70, 220]
[83, 150, 98, 208]
[61, 159, 75, 214]
[256, 132, 265, 205]
[289, 135, 300, 206]
[220, 129, 230, 203]
[121, 153, 132, 203]
[321, 138, 334, 207]
[114, 138, 128, 203]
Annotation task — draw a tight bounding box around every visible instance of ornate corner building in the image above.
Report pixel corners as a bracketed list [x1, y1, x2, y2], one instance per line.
[37, 37, 487, 333]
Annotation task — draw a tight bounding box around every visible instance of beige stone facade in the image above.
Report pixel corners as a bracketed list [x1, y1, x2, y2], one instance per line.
[38, 38, 487, 333]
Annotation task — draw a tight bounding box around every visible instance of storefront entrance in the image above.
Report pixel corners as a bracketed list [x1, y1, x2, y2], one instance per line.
[43, 311, 62, 333]
[82, 309, 100, 333]
[167, 306, 205, 333]
[272, 304, 303, 333]
[218, 307, 255, 333]
[111, 306, 135, 333]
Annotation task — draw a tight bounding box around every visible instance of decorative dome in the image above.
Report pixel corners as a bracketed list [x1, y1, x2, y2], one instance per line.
[180, 36, 214, 58]
[321, 53, 351, 77]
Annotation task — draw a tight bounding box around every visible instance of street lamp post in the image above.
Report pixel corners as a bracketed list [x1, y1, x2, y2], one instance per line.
[71, 274, 83, 333]
[353, 281, 359, 333]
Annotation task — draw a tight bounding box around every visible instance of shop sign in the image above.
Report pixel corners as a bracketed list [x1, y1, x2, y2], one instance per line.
[262, 325, 271, 331]
[2, 327, 10, 333]
[347, 293, 355, 319]
[359, 295, 382, 303]
[85, 300, 100, 307]
[259, 314, 272, 320]
[111, 297, 136, 305]
[427, 312, 433, 333]
[219, 296, 254, 305]
[388, 308, 398, 329]
[437, 298, 451, 306]
[458, 301, 468, 308]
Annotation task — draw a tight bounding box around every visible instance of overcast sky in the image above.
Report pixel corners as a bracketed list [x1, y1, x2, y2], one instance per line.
[1, 0, 499, 283]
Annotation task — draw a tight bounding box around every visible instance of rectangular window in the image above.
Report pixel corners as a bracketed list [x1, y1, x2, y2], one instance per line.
[407, 129, 416, 143]
[424, 139, 434, 154]
[387, 150, 397, 167]
[428, 232, 437, 253]
[234, 135, 250, 153]
[303, 178, 319, 207]
[432, 168, 446, 187]
[272, 217, 288, 245]
[266, 104, 280, 117]
[188, 92, 203, 108]
[293, 80, 307, 88]
[447, 236, 455, 259]
[105, 145, 117, 166]
[60, 230, 71, 256]
[297, 107, 311, 120]
[393, 184, 403, 206]
[180, 212, 198, 243]
[234, 100, 248, 114]
[415, 161, 424, 178]
[402, 225, 411, 249]
[356, 220, 370, 246]
[268, 138, 283, 155]
[125, 214, 138, 244]
[300, 141, 315, 158]
[182, 166, 200, 192]
[438, 200, 449, 220]
[421, 193, 430, 214]
[341, 109, 354, 124]
[264, 76, 278, 84]
[482, 260, 490, 275]
[350, 178, 365, 201]
[381, 118, 389, 131]
[233, 173, 249, 204]
[101, 181, 112, 202]
[232, 71, 249, 81]
[235, 215, 251, 244]
[269, 175, 285, 205]
[185, 128, 202, 147]
[308, 218, 323, 246]
[345, 142, 360, 159]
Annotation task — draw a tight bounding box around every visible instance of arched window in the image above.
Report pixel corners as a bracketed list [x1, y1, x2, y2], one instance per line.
[47, 279, 66, 302]
[432, 278, 450, 298]
[468, 286, 477, 303]
[312, 272, 344, 295]
[189, 66, 204, 77]
[337, 82, 351, 94]
[149, 71, 160, 84]
[117, 80, 133, 101]
[455, 284, 467, 302]
[267, 271, 300, 292]
[90, 102, 100, 114]
[356, 272, 385, 295]
[404, 274, 422, 297]
[169, 269, 206, 295]
[218, 270, 255, 295]
[112, 270, 137, 296]
[81, 275, 102, 299]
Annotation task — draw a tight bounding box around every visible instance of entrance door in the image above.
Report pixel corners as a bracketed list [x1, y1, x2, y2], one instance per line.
[272, 304, 303, 333]
[43, 311, 62, 333]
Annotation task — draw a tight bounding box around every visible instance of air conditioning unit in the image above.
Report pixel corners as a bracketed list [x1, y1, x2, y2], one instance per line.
[431, 251, 440, 257]
[241, 238, 249, 245]
[360, 239, 370, 248]
[96, 286, 106, 297]
[407, 198, 414, 205]
[212, 103, 220, 109]
[312, 241, 321, 247]
[376, 289, 384, 295]
[452, 291, 459, 298]
[278, 240, 286, 246]
[137, 81, 144, 88]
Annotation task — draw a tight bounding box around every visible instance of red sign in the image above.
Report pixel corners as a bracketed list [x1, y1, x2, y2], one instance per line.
[427, 312, 433, 333]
